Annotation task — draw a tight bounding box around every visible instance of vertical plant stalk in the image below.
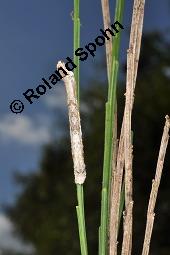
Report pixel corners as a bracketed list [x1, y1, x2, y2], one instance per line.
[100, 3, 119, 230]
[110, 4, 145, 251]
[121, 0, 145, 254]
[101, 0, 112, 77]
[73, 1, 88, 255]
[99, 0, 125, 254]
[74, 0, 80, 103]
[142, 116, 170, 255]
[56, 62, 88, 255]
[109, 124, 125, 255]
[100, 2, 115, 248]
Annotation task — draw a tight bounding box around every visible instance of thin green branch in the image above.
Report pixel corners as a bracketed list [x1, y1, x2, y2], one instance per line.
[99, 0, 125, 254]
[73, 1, 88, 255]
[76, 185, 88, 255]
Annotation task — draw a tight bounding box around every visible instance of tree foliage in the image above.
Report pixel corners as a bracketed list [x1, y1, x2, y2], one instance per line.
[5, 32, 170, 255]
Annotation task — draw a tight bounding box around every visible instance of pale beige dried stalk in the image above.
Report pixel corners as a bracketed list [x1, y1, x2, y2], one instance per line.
[56, 61, 86, 184]
[101, 0, 119, 250]
[122, 201, 133, 255]
[109, 124, 124, 255]
[121, 0, 145, 254]
[110, 0, 145, 250]
[101, 0, 112, 73]
[109, 0, 145, 254]
[142, 116, 170, 255]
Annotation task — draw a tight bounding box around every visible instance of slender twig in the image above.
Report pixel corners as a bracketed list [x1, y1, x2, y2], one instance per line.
[57, 62, 88, 255]
[73, 0, 80, 103]
[101, 0, 117, 251]
[73, 2, 88, 254]
[122, 201, 133, 254]
[142, 116, 170, 255]
[101, 0, 112, 76]
[108, 1, 126, 252]
[110, 0, 125, 228]
[109, 124, 124, 255]
[121, 1, 145, 254]
[99, 1, 125, 254]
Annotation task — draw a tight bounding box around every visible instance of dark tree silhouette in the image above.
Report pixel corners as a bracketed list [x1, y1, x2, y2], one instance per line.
[5, 32, 170, 255]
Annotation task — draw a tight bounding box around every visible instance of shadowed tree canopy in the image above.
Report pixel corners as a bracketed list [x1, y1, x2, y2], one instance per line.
[5, 32, 170, 255]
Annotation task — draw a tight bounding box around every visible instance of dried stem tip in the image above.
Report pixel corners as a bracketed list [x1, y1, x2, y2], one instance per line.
[56, 61, 86, 185]
[142, 115, 170, 255]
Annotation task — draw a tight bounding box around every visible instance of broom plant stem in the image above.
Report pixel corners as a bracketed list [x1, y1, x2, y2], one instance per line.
[74, 1, 88, 255]
[74, 0, 80, 103]
[99, 0, 125, 254]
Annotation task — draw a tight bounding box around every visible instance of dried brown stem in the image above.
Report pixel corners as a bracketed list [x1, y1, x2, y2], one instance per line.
[101, 1, 119, 251]
[122, 201, 133, 255]
[101, 0, 112, 73]
[110, 0, 146, 252]
[110, 123, 124, 255]
[142, 116, 170, 255]
[121, 0, 145, 254]
[56, 61, 86, 185]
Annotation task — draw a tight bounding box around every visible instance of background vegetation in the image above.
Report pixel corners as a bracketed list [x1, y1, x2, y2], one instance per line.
[3, 31, 170, 255]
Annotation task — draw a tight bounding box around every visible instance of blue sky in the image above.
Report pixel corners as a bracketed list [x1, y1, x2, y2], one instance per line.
[0, 0, 170, 206]
[0, 0, 169, 251]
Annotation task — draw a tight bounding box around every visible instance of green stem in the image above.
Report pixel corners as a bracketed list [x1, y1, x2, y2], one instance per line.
[76, 185, 88, 255]
[99, 0, 125, 254]
[73, 1, 88, 254]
